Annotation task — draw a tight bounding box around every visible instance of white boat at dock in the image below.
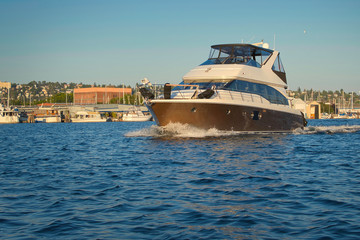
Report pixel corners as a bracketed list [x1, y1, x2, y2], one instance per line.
[0, 81, 20, 124]
[71, 111, 108, 123]
[121, 106, 152, 122]
[0, 105, 20, 124]
[33, 106, 61, 123]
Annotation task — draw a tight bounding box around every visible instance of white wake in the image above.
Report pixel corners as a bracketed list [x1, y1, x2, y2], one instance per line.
[125, 123, 234, 138]
[295, 125, 360, 134]
[125, 122, 360, 138]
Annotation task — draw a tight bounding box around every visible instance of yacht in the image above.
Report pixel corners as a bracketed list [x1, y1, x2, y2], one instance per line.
[71, 111, 107, 123]
[140, 42, 307, 132]
[0, 105, 20, 124]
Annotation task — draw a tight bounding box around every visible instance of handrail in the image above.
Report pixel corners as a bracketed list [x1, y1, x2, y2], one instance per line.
[165, 84, 200, 98]
[165, 84, 199, 88]
[163, 85, 280, 105]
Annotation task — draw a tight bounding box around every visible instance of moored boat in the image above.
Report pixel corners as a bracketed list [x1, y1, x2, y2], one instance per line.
[140, 42, 307, 132]
[71, 111, 107, 123]
[121, 106, 152, 122]
[0, 105, 20, 124]
[33, 106, 61, 123]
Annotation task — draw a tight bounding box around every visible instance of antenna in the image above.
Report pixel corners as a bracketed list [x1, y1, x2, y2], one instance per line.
[273, 34, 276, 50]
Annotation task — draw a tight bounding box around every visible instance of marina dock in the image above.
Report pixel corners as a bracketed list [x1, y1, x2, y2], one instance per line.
[15, 104, 150, 123]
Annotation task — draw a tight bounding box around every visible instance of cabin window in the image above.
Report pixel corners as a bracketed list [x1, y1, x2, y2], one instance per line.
[224, 80, 288, 105]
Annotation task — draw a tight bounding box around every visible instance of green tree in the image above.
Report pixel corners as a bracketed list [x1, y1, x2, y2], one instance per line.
[48, 92, 73, 103]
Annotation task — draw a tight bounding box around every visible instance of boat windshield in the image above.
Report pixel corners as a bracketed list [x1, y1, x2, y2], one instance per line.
[201, 44, 272, 67]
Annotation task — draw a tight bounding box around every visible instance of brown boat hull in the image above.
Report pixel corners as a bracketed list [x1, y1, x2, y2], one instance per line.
[147, 101, 305, 132]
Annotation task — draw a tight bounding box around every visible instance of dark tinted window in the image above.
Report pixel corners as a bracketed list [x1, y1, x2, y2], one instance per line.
[224, 80, 288, 105]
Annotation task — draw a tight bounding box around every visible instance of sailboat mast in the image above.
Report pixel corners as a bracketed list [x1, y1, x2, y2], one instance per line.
[7, 86, 10, 108]
[123, 84, 125, 104]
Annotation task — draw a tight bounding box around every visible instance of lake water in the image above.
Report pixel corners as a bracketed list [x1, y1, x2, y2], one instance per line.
[1, 119, 360, 239]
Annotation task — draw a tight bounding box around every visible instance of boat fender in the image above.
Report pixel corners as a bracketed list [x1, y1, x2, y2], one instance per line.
[197, 89, 215, 99]
[139, 87, 154, 100]
[164, 83, 171, 99]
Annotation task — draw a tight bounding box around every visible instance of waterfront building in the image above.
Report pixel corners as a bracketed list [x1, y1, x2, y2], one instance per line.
[291, 98, 322, 119]
[306, 101, 322, 119]
[73, 87, 132, 105]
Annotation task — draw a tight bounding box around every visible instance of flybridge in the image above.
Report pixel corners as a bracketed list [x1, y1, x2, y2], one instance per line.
[201, 44, 274, 67]
[199, 43, 287, 83]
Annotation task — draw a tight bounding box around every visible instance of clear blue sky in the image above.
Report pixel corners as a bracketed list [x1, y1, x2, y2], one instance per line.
[0, 0, 359, 92]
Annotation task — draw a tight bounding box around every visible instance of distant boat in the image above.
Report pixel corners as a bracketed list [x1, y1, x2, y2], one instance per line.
[121, 106, 152, 122]
[333, 113, 358, 119]
[33, 106, 61, 123]
[71, 111, 107, 123]
[321, 113, 331, 119]
[0, 105, 20, 124]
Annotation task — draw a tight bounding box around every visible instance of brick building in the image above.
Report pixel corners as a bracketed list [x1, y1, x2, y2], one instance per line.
[73, 87, 132, 105]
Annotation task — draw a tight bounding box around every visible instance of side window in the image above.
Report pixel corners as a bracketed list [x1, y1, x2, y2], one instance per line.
[265, 86, 288, 105]
[266, 86, 277, 103]
[234, 81, 242, 91]
[278, 92, 288, 105]
[209, 48, 220, 59]
[223, 80, 288, 105]
[272, 55, 285, 72]
[257, 84, 267, 99]
[233, 81, 239, 91]
[243, 82, 250, 92]
[249, 82, 257, 93]
[254, 50, 271, 66]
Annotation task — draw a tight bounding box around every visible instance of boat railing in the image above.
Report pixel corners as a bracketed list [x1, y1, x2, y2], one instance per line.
[168, 87, 267, 104]
[165, 84, 200, 99]
[216, 90, 266, 104]
[160, 84, 282, 106]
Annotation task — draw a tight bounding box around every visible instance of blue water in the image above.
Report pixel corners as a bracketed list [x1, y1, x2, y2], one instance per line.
[1, 120, 360, 239]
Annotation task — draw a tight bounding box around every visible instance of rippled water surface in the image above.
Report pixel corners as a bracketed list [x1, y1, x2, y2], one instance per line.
[1, 119, 360, 239]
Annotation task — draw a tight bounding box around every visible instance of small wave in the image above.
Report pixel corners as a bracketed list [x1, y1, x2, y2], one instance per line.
[188, 178, 227, 185]
[294, 125, 360, 135]
[125, 123, 360, 138]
